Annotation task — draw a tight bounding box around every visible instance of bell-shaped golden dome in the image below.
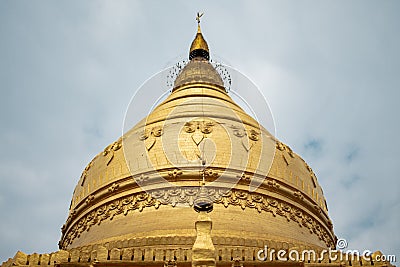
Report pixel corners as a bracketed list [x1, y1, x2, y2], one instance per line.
[59, 17, 335, 260]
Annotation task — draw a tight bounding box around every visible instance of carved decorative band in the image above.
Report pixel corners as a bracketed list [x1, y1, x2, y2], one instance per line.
[69, 167, 331, 229]
[59, 188, 335, 249]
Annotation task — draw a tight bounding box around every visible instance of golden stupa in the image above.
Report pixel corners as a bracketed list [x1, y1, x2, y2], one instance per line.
[1, 15, 393, 267]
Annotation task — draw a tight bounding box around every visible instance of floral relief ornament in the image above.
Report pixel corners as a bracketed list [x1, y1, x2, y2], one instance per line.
[139, 126, 163, 151]
[102, 138, 122, 166]
[231, 125, 260, 152]
[60, 188, 334, 249]
[184, 120, 214, 147]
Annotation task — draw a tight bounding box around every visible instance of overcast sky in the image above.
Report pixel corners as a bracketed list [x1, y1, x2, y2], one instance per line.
[0, 0, 399, 263]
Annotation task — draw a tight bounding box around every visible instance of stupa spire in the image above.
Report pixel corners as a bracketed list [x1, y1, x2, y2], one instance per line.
[189, 12, 210, 61]
[196, 12, 203, 33]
